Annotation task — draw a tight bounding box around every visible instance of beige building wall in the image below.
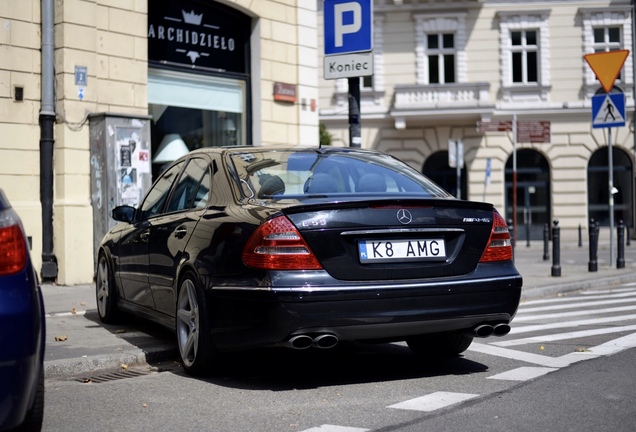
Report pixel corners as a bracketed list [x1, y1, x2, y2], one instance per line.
[318, 0, 635, 243]
[0, 0, 319, 285]
[0, 0, 45, 275]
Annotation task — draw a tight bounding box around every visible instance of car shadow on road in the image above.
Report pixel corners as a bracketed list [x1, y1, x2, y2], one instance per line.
[84, 312, 490, 391]
[82, 310, 179, 360]
[183, 342, 490, 391]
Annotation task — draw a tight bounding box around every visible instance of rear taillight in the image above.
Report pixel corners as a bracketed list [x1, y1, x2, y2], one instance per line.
[479, 211, 513, 262]
[0, 209, 28, 275]
[242, 215, 322, 270]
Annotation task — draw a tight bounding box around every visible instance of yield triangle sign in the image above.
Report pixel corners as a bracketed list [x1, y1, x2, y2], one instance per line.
[584, 50, 630, 92]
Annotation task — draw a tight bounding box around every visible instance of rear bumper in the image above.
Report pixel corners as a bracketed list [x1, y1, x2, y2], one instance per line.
[0, 355, 42, 430]
[206, 264, 522, 351]
[0, 267, 44, 430]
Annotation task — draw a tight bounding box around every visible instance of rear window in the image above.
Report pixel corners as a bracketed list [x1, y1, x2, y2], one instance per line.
[227, 149, 451, 199]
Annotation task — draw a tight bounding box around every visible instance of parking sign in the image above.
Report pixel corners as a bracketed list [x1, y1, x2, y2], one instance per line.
[324, 0, 372, 55]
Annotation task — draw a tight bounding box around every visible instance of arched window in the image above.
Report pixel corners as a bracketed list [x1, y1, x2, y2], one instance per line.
[423, 151, 467, 199]
[588, 147, 633, 227]
[505, 149, 551, 241]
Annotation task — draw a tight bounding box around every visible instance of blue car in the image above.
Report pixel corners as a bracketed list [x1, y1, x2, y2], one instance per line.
[0, 189, 45, 431]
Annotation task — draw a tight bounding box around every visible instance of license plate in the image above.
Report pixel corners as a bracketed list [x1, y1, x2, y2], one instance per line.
[358, 239, 446, 263]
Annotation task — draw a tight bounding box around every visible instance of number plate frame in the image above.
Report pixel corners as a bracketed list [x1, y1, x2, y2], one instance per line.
[358, 239, 447, 263]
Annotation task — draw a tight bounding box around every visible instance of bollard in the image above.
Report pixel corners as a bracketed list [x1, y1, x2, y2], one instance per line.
[526, 222, 531, 248]
[543, 223, 550, 261]
[588, 218, 598, 272]
[551, 220, 561, 277]
[617, 220, 625, 269]
[578, 224, 583, 247]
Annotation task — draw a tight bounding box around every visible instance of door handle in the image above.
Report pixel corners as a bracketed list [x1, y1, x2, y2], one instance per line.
[174, 227, 187, 239]
[140, 230, 150, 242]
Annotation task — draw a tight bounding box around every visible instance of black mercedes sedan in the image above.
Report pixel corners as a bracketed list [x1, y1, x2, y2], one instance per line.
[96, 146, 522, 375]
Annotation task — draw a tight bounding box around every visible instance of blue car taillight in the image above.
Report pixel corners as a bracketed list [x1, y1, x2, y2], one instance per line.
[0, 208, 28, 275]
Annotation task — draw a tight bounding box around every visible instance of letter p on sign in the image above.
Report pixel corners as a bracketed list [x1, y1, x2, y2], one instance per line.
[324, 0, 372, 56]
[334, 2, 361, 47]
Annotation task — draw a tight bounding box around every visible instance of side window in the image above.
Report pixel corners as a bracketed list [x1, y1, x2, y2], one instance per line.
[139, 162, 184, 219]
[166, 158, 209, 213]
[192, 170, 211, 209]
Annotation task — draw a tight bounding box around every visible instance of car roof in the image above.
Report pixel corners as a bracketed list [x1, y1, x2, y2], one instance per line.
[186, 146, 382, 158]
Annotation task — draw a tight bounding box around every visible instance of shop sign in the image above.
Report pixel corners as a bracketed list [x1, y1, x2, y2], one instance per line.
[148, 0, 250, 74]
[273, 82, 297, 103]
[477, 120, 550, 143]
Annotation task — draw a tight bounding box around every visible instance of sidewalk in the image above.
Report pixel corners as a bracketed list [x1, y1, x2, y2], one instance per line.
[41, 241, 636, 379]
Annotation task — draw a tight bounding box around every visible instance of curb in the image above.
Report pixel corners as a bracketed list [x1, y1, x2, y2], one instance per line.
[520, 272, 636, 301]
[45, 342, 178, 379]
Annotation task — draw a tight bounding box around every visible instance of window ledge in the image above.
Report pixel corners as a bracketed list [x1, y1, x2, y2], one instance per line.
[501, 84, 551, 102]
[335, 89, 386, 110]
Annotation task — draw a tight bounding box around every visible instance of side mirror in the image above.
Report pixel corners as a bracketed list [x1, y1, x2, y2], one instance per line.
[111, 205, 136, 223]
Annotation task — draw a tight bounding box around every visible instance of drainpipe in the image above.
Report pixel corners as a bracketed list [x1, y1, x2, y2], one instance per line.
[40, 0, 57, 280]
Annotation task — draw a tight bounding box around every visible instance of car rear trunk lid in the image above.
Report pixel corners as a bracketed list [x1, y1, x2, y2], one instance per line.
[284, 199, 496, 281]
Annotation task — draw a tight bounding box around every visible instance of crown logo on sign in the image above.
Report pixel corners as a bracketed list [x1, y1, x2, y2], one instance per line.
[182, 9, 203, 25]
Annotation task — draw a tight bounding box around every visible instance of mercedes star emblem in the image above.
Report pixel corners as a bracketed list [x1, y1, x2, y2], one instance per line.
[397, 209, 412, 225]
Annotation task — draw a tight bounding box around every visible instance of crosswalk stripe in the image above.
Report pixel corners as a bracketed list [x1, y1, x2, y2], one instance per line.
[512, 305, 636, 322]
[468, 342, 595, 368]
[493, 324, 636, 347]
[510, 313, 636, 334]
[516, 297, 636, 314]
[387, 392, 478, 412]
[299, 426, 369, 432]
[587, 331, 636, 355]
[487, 366, 557, 381]
[579, 286, 636, 294]
[521, 289, 636, 306]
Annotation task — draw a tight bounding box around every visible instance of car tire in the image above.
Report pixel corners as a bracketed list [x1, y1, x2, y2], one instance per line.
[406, 332, 474, 357]
[176, 272, 216, 376]
[96, 253, 120, 324]
[17, 368, 44, 432]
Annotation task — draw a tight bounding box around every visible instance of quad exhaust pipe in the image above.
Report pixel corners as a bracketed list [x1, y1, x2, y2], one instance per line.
[471, 323, 511, 338]
[286, 333, 339, 350]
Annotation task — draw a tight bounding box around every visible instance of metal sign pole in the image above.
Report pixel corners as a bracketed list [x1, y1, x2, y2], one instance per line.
[348, 78, 361, 148]
[456, 140, 461, 199]
[513, 114, 518, 245]
[483, 158, 491, 202]
[609, 127, 615, 264]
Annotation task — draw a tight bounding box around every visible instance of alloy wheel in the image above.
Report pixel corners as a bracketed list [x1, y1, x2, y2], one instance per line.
[96, 257, 110, 319]
[177, 278, 200, 368]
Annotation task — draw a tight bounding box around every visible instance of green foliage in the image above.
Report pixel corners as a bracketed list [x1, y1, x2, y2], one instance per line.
[319, 123, 332, 146]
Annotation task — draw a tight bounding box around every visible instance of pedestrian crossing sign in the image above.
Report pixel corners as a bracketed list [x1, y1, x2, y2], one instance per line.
[591, 92, 625, 128]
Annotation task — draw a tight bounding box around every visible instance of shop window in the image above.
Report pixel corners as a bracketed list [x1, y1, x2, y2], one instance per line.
[148, 69, 246, 179]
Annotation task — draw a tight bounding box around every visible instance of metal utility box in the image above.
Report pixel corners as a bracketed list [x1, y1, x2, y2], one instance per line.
[89, 113, 152, 267]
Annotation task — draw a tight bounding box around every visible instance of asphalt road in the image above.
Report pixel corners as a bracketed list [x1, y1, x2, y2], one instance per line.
[42, 281, 636, 431]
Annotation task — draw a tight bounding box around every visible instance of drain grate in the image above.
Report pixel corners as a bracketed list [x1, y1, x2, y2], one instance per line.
[76, 368, 151, 384]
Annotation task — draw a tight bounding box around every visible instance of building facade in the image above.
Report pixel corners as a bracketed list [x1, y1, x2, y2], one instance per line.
[1, 0, 319, 284]
[319, 0, 635, 244]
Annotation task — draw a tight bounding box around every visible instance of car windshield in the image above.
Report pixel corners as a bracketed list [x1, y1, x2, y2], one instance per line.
[227, 149, 451, 199]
